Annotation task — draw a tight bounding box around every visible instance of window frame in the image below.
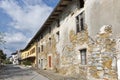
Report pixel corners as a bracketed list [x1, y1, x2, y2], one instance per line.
[41, 45, 43, 52]
[56, 31, 60, 42]
[49, 38, 51, 46]
[76, 11, 85, 33]
[56, 19, 60, 27]
[49, 27, 51, 33]
[77, 0, 84, 9]
[80, 49, 87, 65]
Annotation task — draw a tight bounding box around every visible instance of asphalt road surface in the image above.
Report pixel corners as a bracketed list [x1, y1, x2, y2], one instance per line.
[0, 64, 49, 80]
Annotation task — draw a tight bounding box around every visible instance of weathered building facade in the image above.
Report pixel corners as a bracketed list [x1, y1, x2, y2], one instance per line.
[85, 0, 120, 80]
[21, 0, 120, 80]
[36, 0, 87, 77]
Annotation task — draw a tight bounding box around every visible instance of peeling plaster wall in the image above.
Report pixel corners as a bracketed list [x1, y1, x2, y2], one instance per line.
[56, 0, 78, 56]
[36, 0, 119, 79]
[87, 26, 118, 80]
[56, 1, 86, 76]
[85, 1, 120, 79]
[85, 0, 120, 38]
[38, 21, 60, 70]
[37, 0, 87, 76]
[57, 0, 84, 60]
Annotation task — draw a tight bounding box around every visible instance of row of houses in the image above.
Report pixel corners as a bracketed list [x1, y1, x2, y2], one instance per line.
[16, 0, 120, 80]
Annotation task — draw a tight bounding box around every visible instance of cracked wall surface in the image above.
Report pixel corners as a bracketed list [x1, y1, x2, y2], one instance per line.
[38, 33, 60, 70]
[85, 0, 120, 38]
[59, 26, 88, 79]
[59, 25, 118, 80]
[36, 0, 119, 80]
[88, 26, 117, 80]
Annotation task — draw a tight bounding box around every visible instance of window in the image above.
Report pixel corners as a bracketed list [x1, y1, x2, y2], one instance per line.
[27, 53, 29, 56]
[38, 47, 40, 53]
[30, 51, 32, 55]
[41, 45, 43, 52]
[56, 19, 60, 27]
[30, 48, 35, 54]
[39, 59, 40, 64]
[78, 0, 84, 8]
[25, 53, 27, 57]
[76, 12, 85, 33]
[49, 38, 51, 46]
[56, 31, 60, 42]
[49, 27, 51, 33]
[40, 35, 43, 39]
[80, 49, 86, 65]
[32, 48, 35, 53]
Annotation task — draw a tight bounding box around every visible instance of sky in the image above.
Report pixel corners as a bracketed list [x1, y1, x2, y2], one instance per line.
[0, 0, 59, 57]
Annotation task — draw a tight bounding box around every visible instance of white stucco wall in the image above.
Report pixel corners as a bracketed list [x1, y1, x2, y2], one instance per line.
[57, 1, 84, 55]
[85, 0, 120, 38]
[12, 54, 18, 65]
[53, 1, 86, 68]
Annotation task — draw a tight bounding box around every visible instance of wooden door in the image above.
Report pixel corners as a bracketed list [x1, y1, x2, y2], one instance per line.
[49, 56, 51, 67]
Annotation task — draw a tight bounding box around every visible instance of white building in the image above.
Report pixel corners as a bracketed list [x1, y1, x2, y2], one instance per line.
[11, 52, 19, 65]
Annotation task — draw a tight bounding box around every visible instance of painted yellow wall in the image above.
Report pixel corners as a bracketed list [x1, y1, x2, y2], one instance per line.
[21, 43, 37, 65]
[21, 50, 29, 60]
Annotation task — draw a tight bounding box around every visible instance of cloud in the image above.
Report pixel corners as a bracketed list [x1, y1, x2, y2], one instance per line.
[2, 32, 31, 56]
[0, 0, 54, 56]
[4, 32, 29, 43]
[0, 0, 52, 33]
[3, 49, 12, 56]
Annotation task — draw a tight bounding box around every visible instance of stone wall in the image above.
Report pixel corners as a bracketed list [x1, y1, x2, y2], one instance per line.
[38, 33, 60, 71]
[59, 25, 88, 79]
[87, 25, 117, 80]
[58, 25, 118, 80]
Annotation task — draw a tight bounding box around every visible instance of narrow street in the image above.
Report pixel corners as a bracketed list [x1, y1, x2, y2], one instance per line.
[0, 64, 49, 80]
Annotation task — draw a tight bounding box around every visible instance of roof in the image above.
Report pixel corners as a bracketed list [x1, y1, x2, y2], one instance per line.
[22, 0, 72, 51]
[11, 52, 17, 55]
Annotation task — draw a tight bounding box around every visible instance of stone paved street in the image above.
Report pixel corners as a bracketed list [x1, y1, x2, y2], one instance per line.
[0, 64, 49, 80]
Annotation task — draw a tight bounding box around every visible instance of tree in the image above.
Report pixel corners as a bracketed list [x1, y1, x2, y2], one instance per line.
[0, 49, 6, 64]
[0, 32, 6, 65]
[0, 32, 5, 45]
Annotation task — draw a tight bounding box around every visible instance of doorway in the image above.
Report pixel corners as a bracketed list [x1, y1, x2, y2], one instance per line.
[48, 56, 52, 68]
[41, 59, 43, 69]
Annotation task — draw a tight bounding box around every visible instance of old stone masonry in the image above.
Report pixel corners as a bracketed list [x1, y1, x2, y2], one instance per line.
[59, 25, 118, 80]
[87, 25, 117, 80]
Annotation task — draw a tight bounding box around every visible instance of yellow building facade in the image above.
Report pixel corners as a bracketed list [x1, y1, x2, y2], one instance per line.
[21, 43, 37, 67]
